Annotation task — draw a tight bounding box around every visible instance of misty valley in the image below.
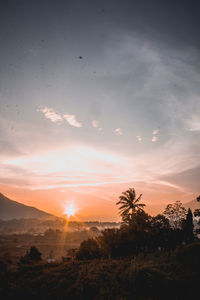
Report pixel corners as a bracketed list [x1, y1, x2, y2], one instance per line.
[1, 190, 200, 299]
[0, 221, 118, 263]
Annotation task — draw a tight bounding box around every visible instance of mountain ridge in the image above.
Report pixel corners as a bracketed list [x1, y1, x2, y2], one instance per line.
[0, 193, 56, 220]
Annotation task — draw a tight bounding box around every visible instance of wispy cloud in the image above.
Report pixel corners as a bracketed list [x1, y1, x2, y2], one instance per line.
[136, 135, 142, 142]
[152, 130, 159, 142]
[92, 120, 102, 132]
[3, 146, 134, 191]
[38, 106, 82, 128]
[152, 136, 158, 142]
[153, 129, 159, 135]
[187, 117, 200, 131]
[154, 180, 185, 192]
[31, 180, 133, 190]
[114, 128, 123, 135]
[63, 114, 82, 128]
[38, 106, 63, 123]
[92, 120, 99, 128]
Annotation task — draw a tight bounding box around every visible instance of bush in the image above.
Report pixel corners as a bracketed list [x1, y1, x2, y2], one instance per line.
[76, 239, 103, 260]
[19, 246, 42, 265]
[176, 242, 200, 270]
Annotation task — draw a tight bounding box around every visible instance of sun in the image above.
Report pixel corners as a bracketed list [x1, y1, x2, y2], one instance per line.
[63, 203, 77, 218]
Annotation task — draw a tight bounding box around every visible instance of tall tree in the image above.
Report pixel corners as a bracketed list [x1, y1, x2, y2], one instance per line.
[116, 188, 145, 224]
[182, 208, 194, 242]
[163, 201, 186, 229]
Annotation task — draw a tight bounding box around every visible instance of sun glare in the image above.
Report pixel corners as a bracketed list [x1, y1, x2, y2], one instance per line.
[63, 203, 77, 218]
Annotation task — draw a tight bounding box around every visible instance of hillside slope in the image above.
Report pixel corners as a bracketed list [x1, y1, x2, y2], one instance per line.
[0, 193, 55, 220]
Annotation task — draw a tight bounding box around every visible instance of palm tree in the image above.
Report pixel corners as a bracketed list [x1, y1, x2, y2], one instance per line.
[116, 188, 145, 223]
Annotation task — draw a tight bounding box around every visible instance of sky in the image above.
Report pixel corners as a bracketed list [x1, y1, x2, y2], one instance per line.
[0, 0, 200, 220]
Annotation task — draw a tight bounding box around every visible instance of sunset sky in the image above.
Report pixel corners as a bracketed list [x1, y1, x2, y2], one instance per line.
[0, 0, 200, 220]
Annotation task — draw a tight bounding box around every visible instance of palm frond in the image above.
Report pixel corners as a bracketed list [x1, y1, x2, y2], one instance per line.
[116, 188, 145, 222]
[134, 194, 142, 203]
[119, 204, 129, 210]
[120, 209, 130, 216]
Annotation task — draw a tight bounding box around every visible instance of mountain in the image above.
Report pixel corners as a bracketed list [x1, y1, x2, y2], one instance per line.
[0, 193, 55, 220]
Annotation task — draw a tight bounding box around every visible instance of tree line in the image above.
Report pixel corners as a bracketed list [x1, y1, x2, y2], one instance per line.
[75, 188, 197, 260]
[13, 187, 200, 263]
[1, 188, 200, 300]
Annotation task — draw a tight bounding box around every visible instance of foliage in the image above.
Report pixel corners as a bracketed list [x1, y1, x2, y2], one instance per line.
[116, 188, 145, 224]
[76, 209, 187, 260]
[194, 209, 200, 217]
[176, 242, 200, 268]
[1, 242, 200, 299]
[76, 238, 103, 260]
[163, 200, 187, 229]
[19, 246, 42, 265]
[1, 187, 198, 299]
[181, 208, 194, 242]
[194, 208, 200, 234]
[75, 189, 195, 260]
[98, 228, 120, 258]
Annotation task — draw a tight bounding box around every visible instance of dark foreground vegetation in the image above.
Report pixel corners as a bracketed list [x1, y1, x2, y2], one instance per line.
[1, 243, 200, 300]
[1, 188, 200, 299]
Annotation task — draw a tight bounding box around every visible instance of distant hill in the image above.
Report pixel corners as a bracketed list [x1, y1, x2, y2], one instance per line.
[0, 193, 55, 220]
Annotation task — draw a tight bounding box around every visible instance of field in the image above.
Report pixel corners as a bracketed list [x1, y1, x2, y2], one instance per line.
[0, 231, 89, 263]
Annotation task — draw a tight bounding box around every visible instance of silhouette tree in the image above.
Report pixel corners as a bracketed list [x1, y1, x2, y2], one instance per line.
[98, 228, 119, 258]
[182, 208, 194, 242]
[194, 209, 200, 217]
[76, 238, 102, 260]
[116, 188, 145, 224]
[128, 210, 150, 231]
[163, 201, 186, 229]
[194, 206, 200, 234]
[151, 214, 170, 230]
[29, 246, 42, 261]
[19, 246, 42, 264]
[194, 195, 200, 220]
